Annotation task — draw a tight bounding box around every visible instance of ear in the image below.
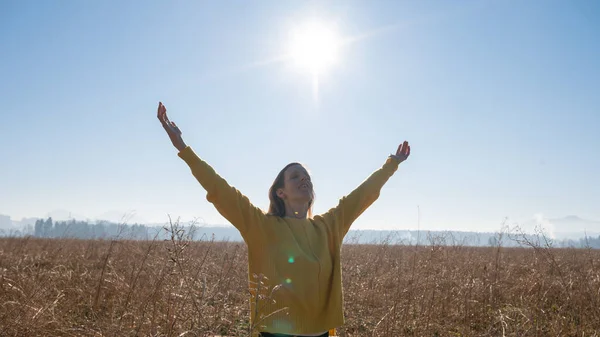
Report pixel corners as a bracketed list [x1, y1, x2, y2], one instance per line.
[276, 188, 286, 199]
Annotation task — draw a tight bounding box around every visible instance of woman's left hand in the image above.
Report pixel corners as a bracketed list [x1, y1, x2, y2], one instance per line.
[392, 141, 411, 163]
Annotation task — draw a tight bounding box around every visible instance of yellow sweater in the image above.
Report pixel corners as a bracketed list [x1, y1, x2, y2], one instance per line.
[178, 146, 401, 335]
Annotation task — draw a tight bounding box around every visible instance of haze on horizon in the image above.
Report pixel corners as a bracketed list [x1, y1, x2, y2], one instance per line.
[1, 1, 599, 233]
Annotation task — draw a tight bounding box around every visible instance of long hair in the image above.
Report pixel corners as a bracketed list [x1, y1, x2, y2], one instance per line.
[268, 162, 315, 217]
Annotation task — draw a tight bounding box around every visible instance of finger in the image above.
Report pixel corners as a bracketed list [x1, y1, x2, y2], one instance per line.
[396, 143, 403, 156]
[173, 124, 181, 135]
[407, 145, 411, 157]
[403, 141, 409, 155]
[159, 103, 168, 123]
[159, 112, 167, 125]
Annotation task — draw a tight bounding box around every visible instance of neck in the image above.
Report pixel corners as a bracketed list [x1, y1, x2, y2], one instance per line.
[283, 200, 309, 219]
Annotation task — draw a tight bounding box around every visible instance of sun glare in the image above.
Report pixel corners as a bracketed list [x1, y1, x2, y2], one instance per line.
[289, 21, 340, 74]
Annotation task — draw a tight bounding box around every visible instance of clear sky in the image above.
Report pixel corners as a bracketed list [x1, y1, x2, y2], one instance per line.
[1, 0, 599, 232]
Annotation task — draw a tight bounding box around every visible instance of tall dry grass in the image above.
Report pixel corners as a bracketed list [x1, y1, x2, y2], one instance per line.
[1, 225, 600, 336]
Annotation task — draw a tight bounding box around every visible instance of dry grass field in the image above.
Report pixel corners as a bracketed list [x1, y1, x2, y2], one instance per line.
[1, 227, 600, 336]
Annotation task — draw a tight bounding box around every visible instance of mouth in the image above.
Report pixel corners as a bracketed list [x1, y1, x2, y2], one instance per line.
[299, 183, 311, 190]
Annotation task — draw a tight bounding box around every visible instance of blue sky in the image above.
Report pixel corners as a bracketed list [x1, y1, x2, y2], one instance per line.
[1, 0, 599, 232]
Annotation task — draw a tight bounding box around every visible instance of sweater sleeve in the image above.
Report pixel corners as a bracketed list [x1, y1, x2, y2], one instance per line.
[319, 157, 401, 240]
[177, 146, 265, 243]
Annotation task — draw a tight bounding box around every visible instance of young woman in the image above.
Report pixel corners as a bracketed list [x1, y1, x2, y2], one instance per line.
[157, 102, 410, 337]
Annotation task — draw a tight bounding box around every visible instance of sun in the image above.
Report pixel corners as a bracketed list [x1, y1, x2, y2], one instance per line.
[288, 21, 340, 74]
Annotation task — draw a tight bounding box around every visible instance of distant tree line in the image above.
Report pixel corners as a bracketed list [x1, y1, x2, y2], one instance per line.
[562, 236, 600, 249]
[486, 232, 600, 249]
[2, 217, 600, 248]
[32, 217, 153, 240]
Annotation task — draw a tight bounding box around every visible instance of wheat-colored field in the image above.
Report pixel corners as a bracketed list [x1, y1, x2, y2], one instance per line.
[1, 231, 599, 336]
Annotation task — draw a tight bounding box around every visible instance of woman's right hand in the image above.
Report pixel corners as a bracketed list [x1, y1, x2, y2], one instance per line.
[157, 101, 187, 152]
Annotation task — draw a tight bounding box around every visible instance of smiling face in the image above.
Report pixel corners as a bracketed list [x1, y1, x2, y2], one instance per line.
[268, 162, 315, 217]
[277, 164, 314, 203]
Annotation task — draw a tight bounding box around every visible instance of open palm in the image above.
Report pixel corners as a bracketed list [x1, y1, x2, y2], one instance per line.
[394, 141, 411, 163]
[157, 102, 186, 151]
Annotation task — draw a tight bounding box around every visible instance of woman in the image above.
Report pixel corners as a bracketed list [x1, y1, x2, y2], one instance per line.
[157, 102, 410, 337]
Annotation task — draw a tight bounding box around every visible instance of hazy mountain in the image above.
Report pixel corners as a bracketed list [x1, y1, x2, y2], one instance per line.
[520, 215, 600, 239]
[43, 209, 149, 224]
[551, 215, 600, 231]
[46, 209, 90, 222]
[0, 214, 12, 229]
[93, 210, 148, 224]
[3, 210, 600, 245]
[13, 217, 40, 227]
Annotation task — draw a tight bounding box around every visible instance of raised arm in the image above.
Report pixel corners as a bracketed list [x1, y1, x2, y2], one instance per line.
[157, 102, 265, 243]
[318, 141, 411, 240]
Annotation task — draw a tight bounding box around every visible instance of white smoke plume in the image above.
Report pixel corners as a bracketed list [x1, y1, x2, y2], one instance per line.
[533, 213, 556, 239]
